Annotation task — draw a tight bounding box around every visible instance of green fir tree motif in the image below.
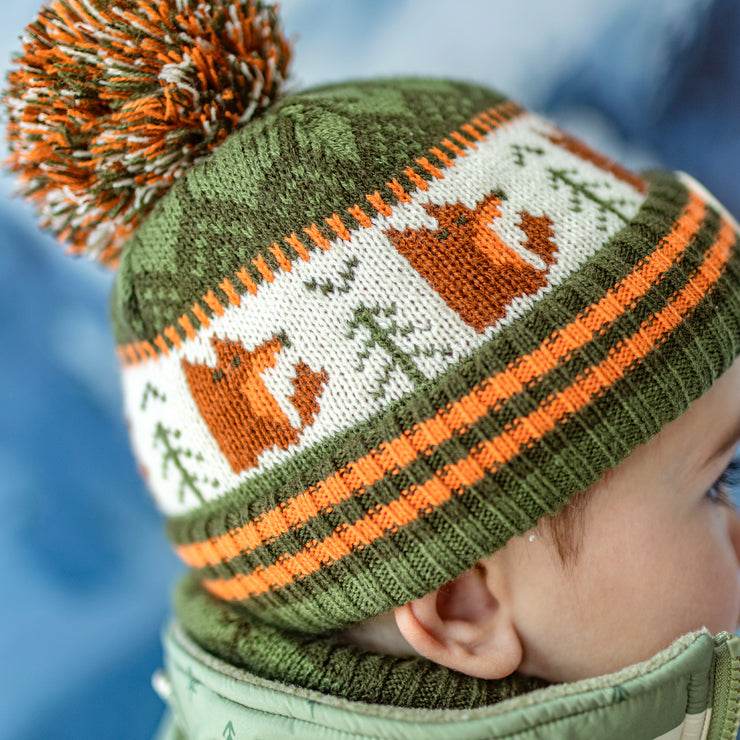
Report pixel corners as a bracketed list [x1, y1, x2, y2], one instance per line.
[187, 667, 201, 698]
[304, 255, 359, 295]
[140, 382, 167, 410]
[347, 303, 451, 400]
[546, 166, 631, 229]
[509, 141, 631, 229]
[510, 143, 545, 167]
[223, 720, 236, 740]
[153, 422, 220, 504]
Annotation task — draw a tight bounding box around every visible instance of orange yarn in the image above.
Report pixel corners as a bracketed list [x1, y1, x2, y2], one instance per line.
[5, 0, 292, 267]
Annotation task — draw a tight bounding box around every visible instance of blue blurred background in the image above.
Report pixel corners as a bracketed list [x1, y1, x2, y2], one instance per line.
[1, 0, 739, 737]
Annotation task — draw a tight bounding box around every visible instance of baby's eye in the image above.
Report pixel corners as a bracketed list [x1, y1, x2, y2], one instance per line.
[706, 457, 740, 506]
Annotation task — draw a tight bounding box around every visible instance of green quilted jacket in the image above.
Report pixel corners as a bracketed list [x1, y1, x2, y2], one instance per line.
[153, 623, 740, 740]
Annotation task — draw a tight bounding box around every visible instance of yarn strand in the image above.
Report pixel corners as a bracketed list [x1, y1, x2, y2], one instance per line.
[4, 0, 292, 266]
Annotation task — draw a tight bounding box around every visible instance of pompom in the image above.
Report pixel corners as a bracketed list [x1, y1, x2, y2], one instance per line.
[4, 0, 292, 267]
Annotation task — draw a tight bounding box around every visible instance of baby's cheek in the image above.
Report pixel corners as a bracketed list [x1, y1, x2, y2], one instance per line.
[666, 522, 740, 636]
[705, 542, 740, 634]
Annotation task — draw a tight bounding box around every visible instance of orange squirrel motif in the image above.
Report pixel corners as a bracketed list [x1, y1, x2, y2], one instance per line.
[182, 335, 328, 473]
[386, 193, 558, 332]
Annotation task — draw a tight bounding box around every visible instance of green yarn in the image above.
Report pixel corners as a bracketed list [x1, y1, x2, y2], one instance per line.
[105, 75, 740, 634]
[166, 172, 691, 539]
[174, 573, 548, 710]
[160, 171, 740, 632]
[110, 79, 506, 344]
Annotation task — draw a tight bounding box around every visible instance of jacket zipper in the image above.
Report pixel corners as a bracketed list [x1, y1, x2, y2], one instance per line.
[709, 633, 740, 740]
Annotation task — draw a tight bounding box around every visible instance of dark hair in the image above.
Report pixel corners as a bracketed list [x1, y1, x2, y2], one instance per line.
[542, 468, 613, 564]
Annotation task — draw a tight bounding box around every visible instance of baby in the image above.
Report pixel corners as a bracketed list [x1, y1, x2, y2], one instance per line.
[5, 1, 740, 738]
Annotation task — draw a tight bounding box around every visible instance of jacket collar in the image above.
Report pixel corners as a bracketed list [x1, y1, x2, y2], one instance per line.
[157, 622, 740, 740]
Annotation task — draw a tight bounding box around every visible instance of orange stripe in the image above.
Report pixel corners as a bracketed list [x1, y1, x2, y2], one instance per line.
[429, 146, 454, 168]
[204, 290, 225, 317]
[115, 343, 128, 366]
[235, 266, 258, 294]
[386, 178, 412, 203]
[441, 138, 467, 157]
[268, 243, 293, 270]
[251, 254, 275, 283]
[348, 204, 372, 228]
[415, 157, 444, 179]
[191, 303, 210, 330]
[477, 111, 498, 129]
[451, 131, 477, 149]
[128, 342, 143, 361]
[487, 107, 506, 124]
[163, 326, 182, 349]
[203, 215, 736, 601]
[303, 223, 331, 250]
[178, 314, 197, 341]
[284, 234, 310, 260]
[325, 213, 351, 241]
[219, 278, 241, 306]
[506, 102, 524, 117]
[366, 191, 392, 217]
[154, 335, 170, 357]
[462, 123, 486, 141]
[115, 346, 131, 365]
[142, 341, 158, 360]
[176, 194, 709, 569]
[403, 167, 429, 191]
[472, 115, 492, 133]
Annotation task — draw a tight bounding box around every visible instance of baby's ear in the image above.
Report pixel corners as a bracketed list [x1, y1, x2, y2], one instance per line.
[394, 563, 522, 680]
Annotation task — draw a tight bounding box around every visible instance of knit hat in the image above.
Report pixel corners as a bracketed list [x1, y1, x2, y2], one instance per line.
[7, 0, 740, 636]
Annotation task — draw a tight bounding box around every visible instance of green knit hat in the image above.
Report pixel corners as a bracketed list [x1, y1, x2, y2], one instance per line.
[7, 1, 740, 635]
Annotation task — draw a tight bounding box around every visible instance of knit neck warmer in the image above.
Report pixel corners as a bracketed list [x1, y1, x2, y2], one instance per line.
[174, 573, 548, 710]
